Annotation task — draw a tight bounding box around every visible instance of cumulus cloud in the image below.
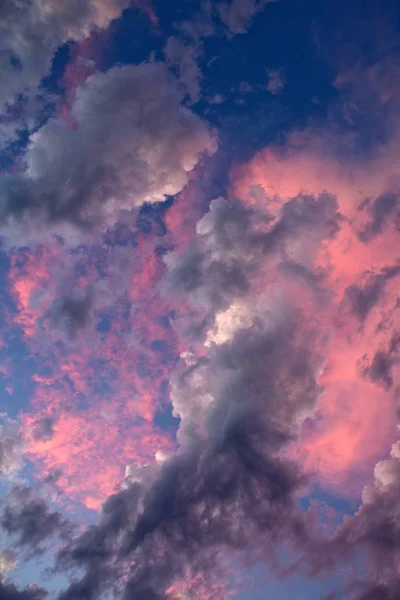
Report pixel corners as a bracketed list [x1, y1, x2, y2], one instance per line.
[0, 0, 130, 116]
[38, 190, 341, 599]
[0, 549, 18, 579]
[0, 62, 217, 246]
[317, 442, 400, 599]
[2, 5, 400, 600]
[165, 193, 338, 325]
[230, 103, 400, 489]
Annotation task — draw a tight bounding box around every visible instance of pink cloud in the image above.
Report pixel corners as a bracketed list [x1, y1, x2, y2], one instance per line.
[230, 128, 400, 495]
[6, 236, 180, 510]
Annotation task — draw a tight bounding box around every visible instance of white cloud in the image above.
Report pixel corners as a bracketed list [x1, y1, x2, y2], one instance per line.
[0, 62, 217, 246]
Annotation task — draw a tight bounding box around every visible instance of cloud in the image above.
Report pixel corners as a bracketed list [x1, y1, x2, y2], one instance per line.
[0, 581, 47, 600]
[217, 0, 276, 36]
[319, 442, 400, 599]
[0, 417, 23, 481]
[0, 486, 73, 555]
[1, 6, 400, 600]
[44, 291, 93, 339]
[0, 0, 130, 116]
[164, 37, 203, 105]
[266, 68, 286, 95]
[0, 549, 18, 579]
[0, 62, 217, 246]
[165, 193, 338, 326]
[46, 190, 341, 599]
[358, 192, 400, 243]
[180, 0, 276, 39]
[30, 417, 55, 443]
[343, 265, 400, 323]
[164, 0, 277, 112]
[4, 232, 179, 510]
[361, 333, 400, 391]
[230, 117, 400, 492]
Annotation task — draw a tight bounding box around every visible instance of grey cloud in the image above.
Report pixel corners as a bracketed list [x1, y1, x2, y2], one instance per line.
[178, 0, 276, 40]
[309, 444, 400, 600]
[0, 62, 216, 246]
[30, 417, 55, 443]
[358, 192, 399, 243]
[343, 264, 400, 322]
[165, 193, 338, 336]
[0, 549, 18, 579]
[0, 419, 22, 481]
[361, 333, 400, 390]
[44, 292, 93, 339]
[1, 487, 73, 554]
[168, 0, 276, 109]
[164, 37, 203, 104]
[53, 193, 340, 599]
[58, 322, 317, 599]
[0, 0, 130, 117]
[0, 581, 47, 600]
[355, 582, 400, 600]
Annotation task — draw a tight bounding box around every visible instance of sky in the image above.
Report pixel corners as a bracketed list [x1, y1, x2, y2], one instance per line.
[0, 0, 400, 599]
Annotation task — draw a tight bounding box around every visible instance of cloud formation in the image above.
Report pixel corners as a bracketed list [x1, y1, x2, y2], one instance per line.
[39, 188, 342, 599]
[0, 418, 23, 481]
[0, 0, 130, 115]
[0, 581, 47, 600]
[0, 486, 73, 555]
[231, 118, 400, 491]
[1, 2, 400, 600]
[0, 549, 17, 579]
[0, 62, 216, 246]
[179, 0, 276, 39]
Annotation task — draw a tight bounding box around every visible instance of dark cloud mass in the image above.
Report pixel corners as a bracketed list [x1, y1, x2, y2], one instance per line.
[50, 193, 341, 599]
[358, 193, 399, 243]
[30, 417, 55, 443]
[343, 264, 400, 322]
[0, 582, 47, 600]
[0, 487, 73, 554]
[361, 334, 400, 390]
[44, 292, 93, 339]
[324, 443, 400, 600]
